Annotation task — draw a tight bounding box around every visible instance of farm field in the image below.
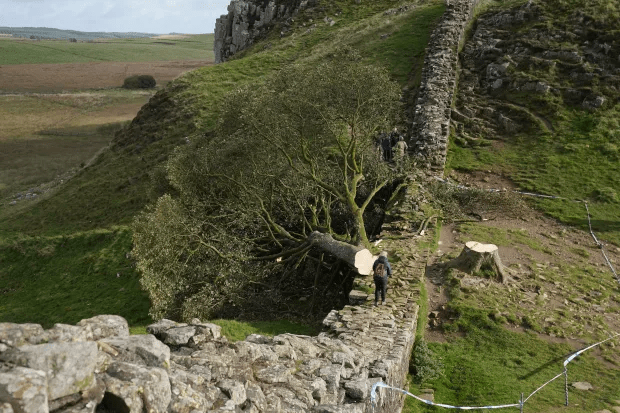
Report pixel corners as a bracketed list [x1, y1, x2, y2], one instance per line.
[0, 33, 214, 202]
[0, 34, 214, 65]
[0, 89, 153, 200]
[0, 59, 212, 93]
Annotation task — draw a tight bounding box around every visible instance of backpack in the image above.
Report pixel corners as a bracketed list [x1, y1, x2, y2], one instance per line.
[374, 262, 385, 278]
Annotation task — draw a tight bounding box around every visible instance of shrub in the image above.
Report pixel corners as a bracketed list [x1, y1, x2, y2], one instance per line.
[591, 187, 618, 203]
[410, 338, 443, 384]
[123, 74, 157, 89]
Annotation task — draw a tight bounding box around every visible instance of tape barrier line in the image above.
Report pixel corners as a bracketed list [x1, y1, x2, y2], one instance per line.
[522, 372, 563, 403]
[432, 177, 620, 284]
[584, 202, 620, 284]
[370, 381, 520, 410]
[563, 332, 620, 367]
[370, 333, 619, 410]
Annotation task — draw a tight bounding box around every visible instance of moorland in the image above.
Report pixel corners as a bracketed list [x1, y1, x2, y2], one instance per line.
[1, 1, 619, 411]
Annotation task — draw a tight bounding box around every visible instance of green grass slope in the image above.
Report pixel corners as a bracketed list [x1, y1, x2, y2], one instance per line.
[447, 0, 620, 245]
[405, 309, 620, 413]
[0, 0, 445, 328]
[0, 34, 214, 65]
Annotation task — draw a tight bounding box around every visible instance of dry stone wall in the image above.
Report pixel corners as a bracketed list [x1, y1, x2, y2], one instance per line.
[214, 0, 317, 63]
[408, 0, 483, 174]
[0, 217, 428, 413]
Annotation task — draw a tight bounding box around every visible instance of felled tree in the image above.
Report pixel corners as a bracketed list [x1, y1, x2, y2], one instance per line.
[132, 49, 403, 321]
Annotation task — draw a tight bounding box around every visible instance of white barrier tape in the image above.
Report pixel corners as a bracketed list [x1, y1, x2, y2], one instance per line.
[523, 372, 563, 403]
[433, 177, 620, 284]
[370, 333, 619, 410]
[370, 381, 520, 410]
[563, 332, 620, 367]
[584, 203, 620, 283]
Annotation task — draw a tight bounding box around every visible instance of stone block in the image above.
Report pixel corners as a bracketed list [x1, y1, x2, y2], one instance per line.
[100, 334, 170, 369]
[77, 315, 129, 340]
[0, 324, 46, 347]
[0, 342, 97, 401]
[103, 361, 170, 413]
[0, 367, 48, 413]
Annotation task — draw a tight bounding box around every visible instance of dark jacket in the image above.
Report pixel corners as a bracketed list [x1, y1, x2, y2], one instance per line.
[372, 256, 392, 277]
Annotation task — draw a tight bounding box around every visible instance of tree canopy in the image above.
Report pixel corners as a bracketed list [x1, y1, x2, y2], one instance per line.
[132, 50, 403, 321]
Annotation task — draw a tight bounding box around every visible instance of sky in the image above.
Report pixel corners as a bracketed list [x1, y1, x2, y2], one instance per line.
[1, 0, 233, 34]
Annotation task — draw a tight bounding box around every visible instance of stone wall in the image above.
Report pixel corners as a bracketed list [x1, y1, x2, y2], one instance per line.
[408, 0, 483, 174]
[214, 0, 317, 63]
[0, 222, 428, 413]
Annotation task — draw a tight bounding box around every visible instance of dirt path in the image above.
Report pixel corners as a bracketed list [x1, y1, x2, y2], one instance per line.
[424, 171, 620, 363]
[0, 60, 213, 93]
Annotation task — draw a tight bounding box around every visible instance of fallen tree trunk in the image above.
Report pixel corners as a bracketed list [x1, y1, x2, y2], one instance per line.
[308, 231, 376, 275]
[443, 241, 508, 283]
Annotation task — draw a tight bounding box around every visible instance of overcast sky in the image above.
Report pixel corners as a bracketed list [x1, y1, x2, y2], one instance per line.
[2, 0, 232, 34]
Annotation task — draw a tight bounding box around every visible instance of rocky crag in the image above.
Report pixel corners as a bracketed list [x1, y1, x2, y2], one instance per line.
[214, 0, 318, 63]
[452, 1, 620, 145]
[411, 0, 620, 172]
[0, 218, 428, 413]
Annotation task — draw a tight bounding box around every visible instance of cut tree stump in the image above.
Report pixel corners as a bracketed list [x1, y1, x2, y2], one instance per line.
[443, 241, 508, 283]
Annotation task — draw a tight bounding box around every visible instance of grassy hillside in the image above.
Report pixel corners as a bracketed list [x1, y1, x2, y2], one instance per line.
[1, 0, 619, 407]
[401, 0, 620, 410]
[0, 0, 445, 328]
[0, 34, 214, 65]
[447, 0, 620, 245]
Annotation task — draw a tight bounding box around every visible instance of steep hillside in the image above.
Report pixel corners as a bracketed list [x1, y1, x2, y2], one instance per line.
[0, 0, 445, 327]
[448, 0, 620, 244]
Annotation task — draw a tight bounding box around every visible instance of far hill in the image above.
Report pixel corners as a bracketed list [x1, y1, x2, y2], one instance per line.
[0, 26, 161, 40]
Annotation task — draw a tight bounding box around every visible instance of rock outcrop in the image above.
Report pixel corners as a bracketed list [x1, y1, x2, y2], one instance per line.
[451, 1, 619, 156]
[214, 0, 318, 63]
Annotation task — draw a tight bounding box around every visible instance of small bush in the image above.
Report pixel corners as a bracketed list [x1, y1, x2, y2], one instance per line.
[522, 315, 542, 332]
[410, 338, 443, 384]
[123, 74, 157, 89]
[591, 187, 618, 203]
[599, 142, 618, 157]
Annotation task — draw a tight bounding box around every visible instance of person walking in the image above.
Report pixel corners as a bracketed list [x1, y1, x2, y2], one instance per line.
[393, 136, 408, 172]
[373, 251, 392, 306]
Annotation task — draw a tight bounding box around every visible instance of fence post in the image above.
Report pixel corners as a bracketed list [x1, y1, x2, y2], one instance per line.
[564, 367, 569, 406]
[520, 393, 524, 413]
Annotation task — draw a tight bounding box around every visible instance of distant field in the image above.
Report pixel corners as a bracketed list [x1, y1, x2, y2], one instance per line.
[0, 34, 214, 65]
[0, 90, 153, 199]
[0, 60, 212, 93]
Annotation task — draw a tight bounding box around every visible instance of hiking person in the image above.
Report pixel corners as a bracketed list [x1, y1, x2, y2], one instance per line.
[381, 135, 393, 162]
[393, 136, 408, 159]
[393, 135, 408, 172]
[373, 251, 392, 306]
